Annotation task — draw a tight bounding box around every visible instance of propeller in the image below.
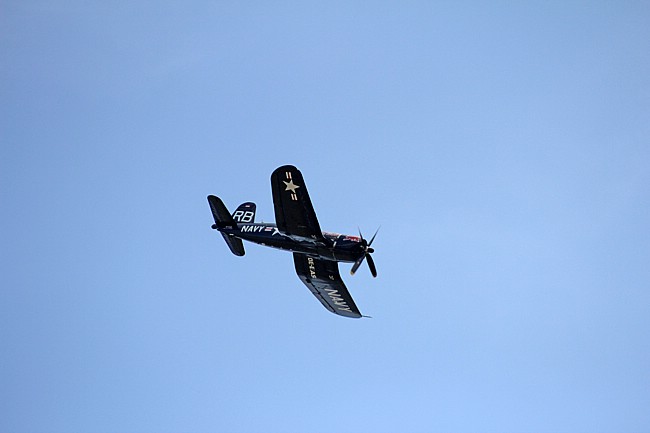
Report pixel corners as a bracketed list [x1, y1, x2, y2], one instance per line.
[350, 227, 379, 278]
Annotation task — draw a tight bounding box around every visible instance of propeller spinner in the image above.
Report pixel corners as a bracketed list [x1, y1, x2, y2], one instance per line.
[350, 227, 379, 278]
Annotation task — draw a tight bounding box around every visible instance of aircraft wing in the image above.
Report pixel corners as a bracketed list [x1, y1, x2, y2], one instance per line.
[271, 165, 325, 241]
[293, 253, 362, 318]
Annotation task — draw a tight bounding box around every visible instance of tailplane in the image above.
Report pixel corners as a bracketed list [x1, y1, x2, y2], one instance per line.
[207, 195, 245, 256]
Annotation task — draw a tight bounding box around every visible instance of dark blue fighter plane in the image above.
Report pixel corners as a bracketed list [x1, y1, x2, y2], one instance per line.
[207, 165, 377, 318]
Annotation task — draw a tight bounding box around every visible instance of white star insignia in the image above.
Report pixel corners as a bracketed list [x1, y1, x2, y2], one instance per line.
[283, 179, 300, 193]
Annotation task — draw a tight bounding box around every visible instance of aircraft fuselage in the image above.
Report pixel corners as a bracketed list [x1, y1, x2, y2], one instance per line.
[217, 223, 365, 263]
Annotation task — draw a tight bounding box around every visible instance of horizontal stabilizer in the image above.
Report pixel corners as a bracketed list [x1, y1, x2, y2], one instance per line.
[207, 195, 245, 256]
[208, 195, 236, 228]
[220, 232, 245, 256]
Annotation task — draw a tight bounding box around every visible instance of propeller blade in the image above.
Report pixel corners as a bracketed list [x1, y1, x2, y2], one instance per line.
[350, 255, 365, 275]
[352, 226, 379, 277]
[366, 253, 377, 278]
[368, 226, 380, 247]
[358, 228, 366, 245]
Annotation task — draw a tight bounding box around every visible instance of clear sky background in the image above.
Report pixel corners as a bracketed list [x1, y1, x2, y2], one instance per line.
[2, 2, 649, 432]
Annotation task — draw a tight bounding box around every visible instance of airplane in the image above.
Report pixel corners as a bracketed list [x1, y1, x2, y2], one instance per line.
[207, 164, 377, 318]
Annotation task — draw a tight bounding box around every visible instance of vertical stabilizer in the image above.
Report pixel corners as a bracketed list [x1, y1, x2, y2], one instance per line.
[232, 202, 256, 223]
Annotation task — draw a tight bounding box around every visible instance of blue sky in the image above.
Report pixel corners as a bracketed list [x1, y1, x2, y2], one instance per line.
[2, 2, 649, 432]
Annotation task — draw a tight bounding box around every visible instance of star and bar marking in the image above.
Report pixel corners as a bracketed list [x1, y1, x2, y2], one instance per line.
[283, 171, 300, 201]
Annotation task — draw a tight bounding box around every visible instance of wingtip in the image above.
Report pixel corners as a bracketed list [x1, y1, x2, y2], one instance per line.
[273, 164, 300, 175]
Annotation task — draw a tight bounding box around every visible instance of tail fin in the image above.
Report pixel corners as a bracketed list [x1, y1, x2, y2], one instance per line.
[207, 195, 245, 256]
[232, 202, 256, 223]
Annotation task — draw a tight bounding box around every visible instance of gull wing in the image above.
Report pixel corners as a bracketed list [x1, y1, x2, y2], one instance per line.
[271, 165, 324, 241]
[293, 253, 362, 318]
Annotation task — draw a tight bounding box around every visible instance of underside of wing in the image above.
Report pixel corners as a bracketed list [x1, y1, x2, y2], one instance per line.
[271, 165, 324, 241]
[293, 253, 362, 318]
